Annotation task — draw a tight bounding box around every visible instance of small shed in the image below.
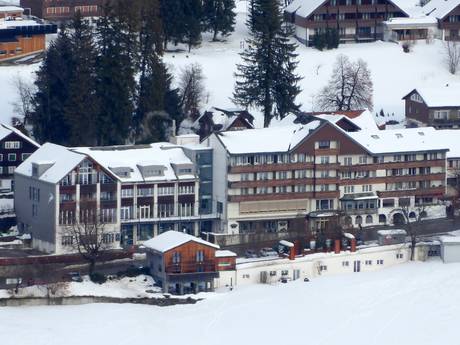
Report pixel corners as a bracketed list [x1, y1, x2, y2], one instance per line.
[439, 236, 460, 263]
[377, 229, 407, 246]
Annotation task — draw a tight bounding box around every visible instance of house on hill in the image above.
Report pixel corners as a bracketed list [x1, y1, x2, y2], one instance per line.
[0, 124, 39, 192]
[19, 0, 104, 22]
[193, 107, 254, 141]
[144, 230, 236, 294]
[403, 85, 460, 129]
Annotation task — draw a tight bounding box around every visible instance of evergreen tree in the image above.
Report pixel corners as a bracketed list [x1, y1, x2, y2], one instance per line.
[183, 0, 202, 52]
[160, 0, 186, 49]
[233, 0, 302, 127]
[64, 12, 99, 146]
[135, 0, 182, 142]
[30, 24, 74, 144]
[202, 0, 236, 41]
[95, 4, 137, 145]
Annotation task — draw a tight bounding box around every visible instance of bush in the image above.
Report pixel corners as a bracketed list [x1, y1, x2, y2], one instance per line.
[125, 266, 150, 277]
[90, 272, 107, 284]
[313, 29, 339, 51]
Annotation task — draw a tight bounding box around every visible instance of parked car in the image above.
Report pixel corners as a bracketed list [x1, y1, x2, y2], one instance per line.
[245, 249, 258, 258]
[259, 247, 278, 257]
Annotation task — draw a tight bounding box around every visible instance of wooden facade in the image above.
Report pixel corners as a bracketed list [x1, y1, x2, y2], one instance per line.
[20, 0, 106, 21]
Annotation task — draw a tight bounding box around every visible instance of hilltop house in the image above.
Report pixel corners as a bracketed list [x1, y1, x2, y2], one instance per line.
[403, 85, 460, 129]
[19, 0, 104, 22]
[0, 124, 39, 192]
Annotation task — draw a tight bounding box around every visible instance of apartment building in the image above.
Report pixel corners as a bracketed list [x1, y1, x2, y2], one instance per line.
[20, 0, 105, 22]
[14, 142, 220, 254]
[208, 119, 448, 237]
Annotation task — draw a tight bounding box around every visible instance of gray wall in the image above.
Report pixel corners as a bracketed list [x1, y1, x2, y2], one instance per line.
[14, 173, 57, 252]
[441, 243, 460, 263]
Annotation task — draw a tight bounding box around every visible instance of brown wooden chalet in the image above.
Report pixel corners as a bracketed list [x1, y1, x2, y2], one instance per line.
[403, 85, 460, 129]
[194, 107, 254, 141]
[144, 231, 236, 294]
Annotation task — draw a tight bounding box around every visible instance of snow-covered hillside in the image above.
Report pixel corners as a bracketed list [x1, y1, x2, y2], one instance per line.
[1, 260, 459, 345]
[0, 0, 458, 127]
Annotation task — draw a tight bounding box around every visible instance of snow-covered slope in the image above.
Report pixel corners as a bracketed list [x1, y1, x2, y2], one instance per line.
[1, 260, 459, 345]
[0, 0, 457, 127]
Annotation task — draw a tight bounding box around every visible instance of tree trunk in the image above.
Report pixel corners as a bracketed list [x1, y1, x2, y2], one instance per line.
[410, 235, 416, 261]
[88, 259, 96, 276]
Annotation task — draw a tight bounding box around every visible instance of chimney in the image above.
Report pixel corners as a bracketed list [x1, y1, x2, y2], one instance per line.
[351, 239, 357, 252]
[289, 246, 295, 260]
[334, 239, 341, 254]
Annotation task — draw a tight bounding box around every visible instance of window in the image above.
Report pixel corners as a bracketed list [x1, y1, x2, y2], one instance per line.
[4, 141, 20, 149]
[344, 157, 352, 166]
[396, 253, 403, 259]
[342, 261, 349, 267]
[362, 185, 372, 192]
[172, 252, 181, 264]
[377, 259, 384, 265]
[32, 204, 38, 217]
[365, 260, 372, 265]
[344, 185, 354, 194]
[316, 199, 334, 210]
[281, 270, 289, 276]
[8, 166, 15, 174]
[318, 140, 330, 149]
[121, 188, 133, 198]
[158, 186, 174, 195]
[394, 154, 402, 162]
[355, 215, 362, 225]
[196, 250, 204, 262]
[179, 185, 194, 194]
[138, 187, 154, 197]
[320, 156, 330, 164]
[358, 156, 367, 164]
[61, 236, 73, 246]
[8, 153, 16, 162]
[242, 274, 250, 279]
[241, 173, 252, 181]
[320, 265, 327, 272]
[366, 215, 373, 224]
[269, 271, 277, 276]
[410, 93, 423, 103]
[434, 110, 449, 120]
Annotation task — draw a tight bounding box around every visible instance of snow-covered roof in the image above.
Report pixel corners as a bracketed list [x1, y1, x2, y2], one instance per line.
[143, 231, 220, 253]
[215, 250, 237, 258]
[384, 15, 437, 27]
[432, 130, 460, 159]
[347, 127, 450, 154]
[423, 0, 460, 19]
[216, 121, 322, 154]
[15, 143, 86, 184]
[74, 143, 196, 183]
[390, 0, 424, 16]
[284, 0, 325, 17]
[0, 5, 23, 12]
[196, 107, 253, 132]
[378, 229, 407, 236]
[405, 85, 460, 107]
[439, 235, 460, 244]
[0, 123, 39, 147]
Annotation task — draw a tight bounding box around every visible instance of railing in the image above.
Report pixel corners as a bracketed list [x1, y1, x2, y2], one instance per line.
[165, 261, 216, 274]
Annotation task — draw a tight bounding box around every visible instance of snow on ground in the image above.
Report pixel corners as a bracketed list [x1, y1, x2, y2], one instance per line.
[0, 275, 161, 299]
[1, 260, 460, 345]
[0, 0, 458, 127]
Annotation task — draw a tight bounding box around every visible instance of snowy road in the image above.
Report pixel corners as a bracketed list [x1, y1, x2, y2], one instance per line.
[1, 260, 459, 345]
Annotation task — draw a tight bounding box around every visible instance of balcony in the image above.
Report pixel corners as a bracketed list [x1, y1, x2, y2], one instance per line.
[165, 261, 217, 275]
[377, 186, 445, 198]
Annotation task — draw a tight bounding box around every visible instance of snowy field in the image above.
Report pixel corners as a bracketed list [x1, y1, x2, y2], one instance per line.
[1, 260, 460, 345]
[0, 1, 458, 127]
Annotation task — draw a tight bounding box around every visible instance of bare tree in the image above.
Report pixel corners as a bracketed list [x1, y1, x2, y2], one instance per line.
[392, 204, 427, 261]
[445, 41, 460, 75]
[316, 55, 373, 112]
[64, 206, 113, 276]
[11, 75, 35, 124]
[178, 63, 207, 119]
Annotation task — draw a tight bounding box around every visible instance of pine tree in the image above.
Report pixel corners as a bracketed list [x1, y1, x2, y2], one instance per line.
[183, 0, 202, 52]
[160, 0, 186, 49]
[202, 0, 236, 41]
[64, 12, 99, 146]
[95, 4, 137, 145]
[30, 24, 74, 144]
[233, 0, 302, 127]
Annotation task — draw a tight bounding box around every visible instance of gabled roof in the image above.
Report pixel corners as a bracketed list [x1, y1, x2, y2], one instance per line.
[0, 123, 40, 148]
[215, 120, 322, 154]
[14, 143, 86, 184]
[403, 85, 460, 107]
[422, 0, 460, 19]
[143, 231, 220, 253]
